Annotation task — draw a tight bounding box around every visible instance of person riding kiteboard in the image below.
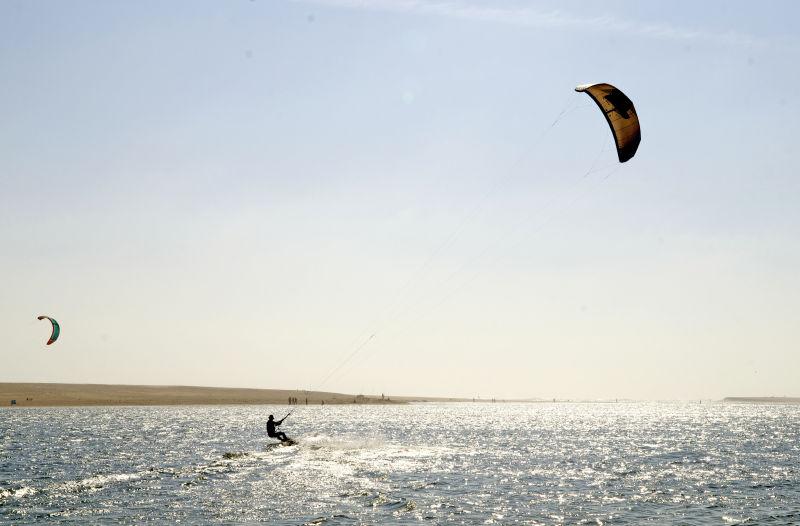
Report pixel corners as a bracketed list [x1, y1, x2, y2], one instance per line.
[266, 413, 291, 442]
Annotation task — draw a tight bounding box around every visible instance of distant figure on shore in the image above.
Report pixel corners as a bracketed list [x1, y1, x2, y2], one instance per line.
[266, 413, 291, 442]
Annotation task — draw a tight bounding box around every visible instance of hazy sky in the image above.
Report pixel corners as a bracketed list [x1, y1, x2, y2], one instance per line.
[2, 0, 799, 400]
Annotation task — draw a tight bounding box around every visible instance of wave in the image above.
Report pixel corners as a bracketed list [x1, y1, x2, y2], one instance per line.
[0, 471, 144, 502]
[222, 451, 251, 459]
[0, 486, 37, 500]
[60, 472, 144, 493]
[298, 434, 384, 451]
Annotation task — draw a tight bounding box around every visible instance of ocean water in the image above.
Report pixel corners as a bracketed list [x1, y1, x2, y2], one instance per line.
[1, 402, 799, 525]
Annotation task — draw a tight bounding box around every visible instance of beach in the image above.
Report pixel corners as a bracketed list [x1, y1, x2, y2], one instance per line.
[0, 383, 395, 407]
[0, 383, 473, 407]
[723, 397, 800, 404]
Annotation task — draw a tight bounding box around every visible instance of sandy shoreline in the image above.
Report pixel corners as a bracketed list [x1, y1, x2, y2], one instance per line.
[6, 385, 794, 407]
[0, 383, 472, 407]
[723, 397, 800, 404]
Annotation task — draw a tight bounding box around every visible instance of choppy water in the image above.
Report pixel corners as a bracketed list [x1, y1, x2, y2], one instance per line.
[2, 403, 799, 524]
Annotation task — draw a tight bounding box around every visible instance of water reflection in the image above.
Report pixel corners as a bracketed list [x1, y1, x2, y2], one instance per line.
[2, 403, 799, 524]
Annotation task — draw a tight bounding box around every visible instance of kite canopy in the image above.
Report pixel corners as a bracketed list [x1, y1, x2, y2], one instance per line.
[37, 316, 60, 345]
[575, 83, 641, 163]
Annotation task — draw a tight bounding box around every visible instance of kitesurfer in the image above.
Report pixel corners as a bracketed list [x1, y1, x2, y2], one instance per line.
[266, 413, 290, 442]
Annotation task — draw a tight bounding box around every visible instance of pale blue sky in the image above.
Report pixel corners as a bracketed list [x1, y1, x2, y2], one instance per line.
[2, 0, 799, 399]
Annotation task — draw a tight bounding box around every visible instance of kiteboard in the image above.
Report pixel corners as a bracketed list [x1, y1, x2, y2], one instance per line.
[266, 438, 297, 449]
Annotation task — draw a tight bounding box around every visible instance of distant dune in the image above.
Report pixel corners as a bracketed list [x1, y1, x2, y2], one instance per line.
[0, 383, 475, 407]
[724, 397, 800, 404]
[0, 383, 403, 407]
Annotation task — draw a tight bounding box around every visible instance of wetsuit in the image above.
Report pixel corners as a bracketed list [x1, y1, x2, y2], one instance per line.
[267, 418, 288, 442]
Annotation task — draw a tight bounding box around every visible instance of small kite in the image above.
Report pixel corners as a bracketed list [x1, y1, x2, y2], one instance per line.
[37, 316, 60, 345]
[575, 83, 641, 163]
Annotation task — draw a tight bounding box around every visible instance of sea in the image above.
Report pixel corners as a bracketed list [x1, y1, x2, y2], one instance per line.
[1, 402, 799, 524]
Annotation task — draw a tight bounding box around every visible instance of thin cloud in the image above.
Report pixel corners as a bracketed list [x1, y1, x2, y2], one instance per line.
[292, 0, 767, 48]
